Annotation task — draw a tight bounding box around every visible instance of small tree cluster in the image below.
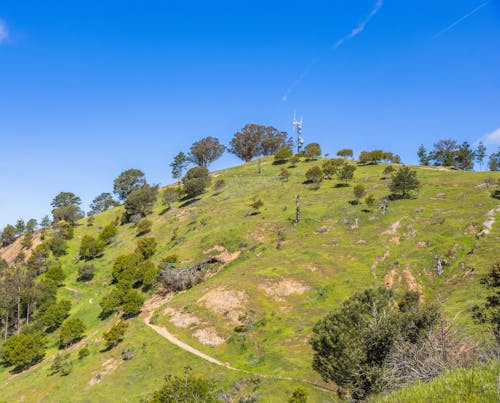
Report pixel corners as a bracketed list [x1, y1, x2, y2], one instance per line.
[359, 150, 398, 164]
[417, 139, 476, 170]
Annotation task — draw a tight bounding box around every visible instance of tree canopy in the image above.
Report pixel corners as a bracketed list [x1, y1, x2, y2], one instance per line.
[188, 137, 225, 167]
[113, 169, 147, 201]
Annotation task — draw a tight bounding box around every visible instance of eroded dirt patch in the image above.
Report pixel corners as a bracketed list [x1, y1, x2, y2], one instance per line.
[163, 307, 200, 328]
[203, 245, 241, 264]
[260, 278, 310, 302]
[193, 327, 225, 346]
[88, 358, 120, 386]
[198, 287, 248, 323]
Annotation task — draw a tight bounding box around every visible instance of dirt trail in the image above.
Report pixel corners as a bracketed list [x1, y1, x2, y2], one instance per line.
[141, 294, 335, 393]
[370, 249, 390, 280]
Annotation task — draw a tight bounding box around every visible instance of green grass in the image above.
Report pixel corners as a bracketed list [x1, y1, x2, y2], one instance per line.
[1, 157, 499, 401]
[370, 361, 499, 403]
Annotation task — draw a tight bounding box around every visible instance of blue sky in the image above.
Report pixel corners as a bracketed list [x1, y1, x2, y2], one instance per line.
[0, 0, 499, 227]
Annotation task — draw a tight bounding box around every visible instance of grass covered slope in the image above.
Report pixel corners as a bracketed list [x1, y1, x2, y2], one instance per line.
[0, 157, 499, 401]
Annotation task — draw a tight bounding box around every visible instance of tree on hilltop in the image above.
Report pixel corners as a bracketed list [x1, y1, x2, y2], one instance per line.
[188, 137, 225, 167]
[113, 169, 147, 202]
[389, 166, 420, 198]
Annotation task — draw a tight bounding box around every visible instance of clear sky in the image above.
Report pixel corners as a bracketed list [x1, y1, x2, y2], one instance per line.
[1, 1, 499, 227]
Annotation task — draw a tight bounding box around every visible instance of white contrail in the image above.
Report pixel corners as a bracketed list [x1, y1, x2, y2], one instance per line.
[282, 0, 384, 102]
[282, 58, 320, 102]
[433, 1, 489, 38]
[333, 0, 384, 49]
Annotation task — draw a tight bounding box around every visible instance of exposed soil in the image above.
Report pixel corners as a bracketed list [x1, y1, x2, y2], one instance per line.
[0, 233, 41, 264]
[260, 278, 310, 302]
[198, 287, 248, 323]
[88, 358, 120, 386]
[382, 219, 402, 235]
[193, 327, 225, 346]
[203, 245, 241, 264]
[163, 307, 200, 328]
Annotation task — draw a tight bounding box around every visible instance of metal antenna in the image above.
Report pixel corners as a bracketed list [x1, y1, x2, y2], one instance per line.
[292, 112, 304, 153]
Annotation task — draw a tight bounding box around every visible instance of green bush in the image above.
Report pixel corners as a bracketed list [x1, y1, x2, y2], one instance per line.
[59, 318, 86, 348]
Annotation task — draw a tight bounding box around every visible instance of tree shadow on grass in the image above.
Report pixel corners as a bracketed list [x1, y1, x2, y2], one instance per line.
[334, 183, 349, 188]
[179, 198, 201, 208]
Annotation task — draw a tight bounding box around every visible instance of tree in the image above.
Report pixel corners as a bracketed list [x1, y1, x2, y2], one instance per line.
[38, 300, 71, 331]
[305, 166, 323, 184]
[488, 151, 499, 172]
[79, 235, 104, 260]
[353, 184, 366, 204]
[183, 166, 210, 186]
[337, 163, 356, 184]
[51, 192, 82, 209]
[392, 154, 401, 164]
[124, 185, 158, 220]
[59, 318, 86, 348]
[229, 124, 265, 162]
[112, 253, 144, 286]
[188, 137, 225, 167]
[150, 368, 219, 403]
[304, 143, 321, 160]
[274, 147, 293, 163]
[1, 225, 17, 246]
[1, 331, 46, 369]
[455, 141, 474, 170]
[183, 178, 207, 199]
[89, 193, 116, 216]
[417, 145, 429, 166]
[40, 215, 51, 230]
[365, 194, 376, 209]
[15, 219, 25, 236]
[25, 219, 37, 233]
[136, 237, 157, 260]
[53, 220, 73, 239]
[113, 169, 146, 201]
[99, 287, 125, 318]
[310, 288, 439, 400]
[162, 188, 179, 208]
[121, 289, 144, 317]
[137, 218, 152, 235]
[389, 166, 420, 198]
[170, 152, 189, 182]
[261, 127, 293, 156]
[475, 141, 487, 170]
[52, 205, 83, 224]
[288, 388, 308, 403]
[50, 353, 72, 376]
[48, 237, 68, 257]
[473, 262, 500, 343]
[430, 139, 458, 167]
[382, 152, 393, 162]
[98, 222, 118, 245]
[103, 320, 128, 350]
[77, 264, 95, 281]
[322, 159, 343, 179]
[45, 262, 66, 285]
[337, 149, 353, 159]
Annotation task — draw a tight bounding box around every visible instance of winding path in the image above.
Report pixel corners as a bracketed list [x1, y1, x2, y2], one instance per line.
[141, 295, 335, 393]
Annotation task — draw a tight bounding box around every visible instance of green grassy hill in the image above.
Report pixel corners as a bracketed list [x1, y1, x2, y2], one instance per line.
[1, 157, 499, 402]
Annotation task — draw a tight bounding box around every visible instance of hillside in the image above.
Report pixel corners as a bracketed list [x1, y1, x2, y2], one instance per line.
[0, 157, 499, 402]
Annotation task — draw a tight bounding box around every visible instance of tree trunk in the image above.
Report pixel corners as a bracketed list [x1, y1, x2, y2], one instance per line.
[295, 194, 300, 224]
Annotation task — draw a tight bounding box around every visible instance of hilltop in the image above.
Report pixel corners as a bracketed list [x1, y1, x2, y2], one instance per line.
[0, 157, 499, 402]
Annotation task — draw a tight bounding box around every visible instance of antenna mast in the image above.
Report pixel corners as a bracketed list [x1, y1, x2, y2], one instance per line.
[292, 111, 304, 153]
